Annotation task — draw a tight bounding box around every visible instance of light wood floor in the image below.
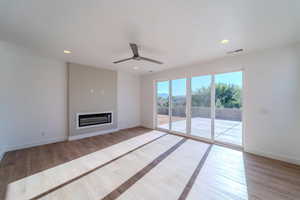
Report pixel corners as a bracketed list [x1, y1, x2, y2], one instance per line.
[0, 127, 300, 200]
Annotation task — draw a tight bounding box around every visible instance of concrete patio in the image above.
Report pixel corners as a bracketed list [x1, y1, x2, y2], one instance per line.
[158, 116, 242, 146]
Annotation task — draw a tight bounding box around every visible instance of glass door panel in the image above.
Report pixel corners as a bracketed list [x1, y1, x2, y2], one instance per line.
[214, 71, 243, 146]
[191, 75, 212, 139]
[156, 81, 170, 130]
[171, 78, 187, 133]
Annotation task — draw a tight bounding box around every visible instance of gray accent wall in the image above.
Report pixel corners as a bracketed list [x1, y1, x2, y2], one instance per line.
[68, 63, 118, 136]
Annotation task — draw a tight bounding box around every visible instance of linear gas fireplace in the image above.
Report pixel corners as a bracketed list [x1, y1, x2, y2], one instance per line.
[77, 112, 113, 129]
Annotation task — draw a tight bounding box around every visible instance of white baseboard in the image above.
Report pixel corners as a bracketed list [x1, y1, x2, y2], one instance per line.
[5, 136, 67, 152]
[140, 123, 153, 129]
[245, 148, 300, 166]
[68, 128, 119, 141]
[1, 127, 128, 154]
[118, 123, 141, 130]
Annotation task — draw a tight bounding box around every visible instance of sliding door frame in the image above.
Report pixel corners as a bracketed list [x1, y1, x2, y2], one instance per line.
[186, 78, 192, 136]
[170, 77, 188, 134]
[154, 79, 171, 132]
[213, 69, 245, 149]
[211, 75, 216, 141]
[155, 77, 189, 135]
[169, 80, 172, 131]
[154, 69, 244, 149]
[188, 75, 214, 142]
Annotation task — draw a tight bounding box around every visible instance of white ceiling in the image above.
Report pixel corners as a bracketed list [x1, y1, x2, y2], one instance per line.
[0, 0, 299, 74]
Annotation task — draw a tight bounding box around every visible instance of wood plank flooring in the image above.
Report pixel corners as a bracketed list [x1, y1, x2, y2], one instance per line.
[5, 130, 166, 200]
[0, 127, 150, 199]
[40, 135, 183, 200]
[116, 140, 210, 200]
[0, 127, 300, 200]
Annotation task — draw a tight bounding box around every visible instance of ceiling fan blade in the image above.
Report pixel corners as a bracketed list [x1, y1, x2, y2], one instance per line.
[140, 57, 163, 64]
[113, 57, 133, 64]
[129, 43, 139, 57]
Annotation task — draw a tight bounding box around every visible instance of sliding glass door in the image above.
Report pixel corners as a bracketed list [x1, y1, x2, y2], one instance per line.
[156, 78, 187, 134]
[155, 71, 243, 147]
[191, 75, 212, 139]
[214, 71, 243, 146]
[156, 81, 170, 130]
[171, 78, 187, 133]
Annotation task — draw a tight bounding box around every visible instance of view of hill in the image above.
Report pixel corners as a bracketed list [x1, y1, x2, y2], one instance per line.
[157, 83, 242, 109]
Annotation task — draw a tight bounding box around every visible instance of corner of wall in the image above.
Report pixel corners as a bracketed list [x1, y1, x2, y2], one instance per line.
[66, 62, 70, 138]
[140, 121, 154, 129]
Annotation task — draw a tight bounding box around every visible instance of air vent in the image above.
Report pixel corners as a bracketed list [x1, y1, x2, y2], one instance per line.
[227, 49, 244, 54]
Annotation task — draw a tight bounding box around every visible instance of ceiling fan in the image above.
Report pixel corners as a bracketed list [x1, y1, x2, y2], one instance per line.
[113, 43, 163, 64]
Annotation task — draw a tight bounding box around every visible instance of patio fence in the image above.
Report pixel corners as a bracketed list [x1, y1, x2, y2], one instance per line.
[157, 106, 242, 121]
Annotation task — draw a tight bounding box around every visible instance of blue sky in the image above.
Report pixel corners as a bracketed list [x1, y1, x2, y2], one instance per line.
[215, 71, 242, 86]
[157, 71, 242, 96]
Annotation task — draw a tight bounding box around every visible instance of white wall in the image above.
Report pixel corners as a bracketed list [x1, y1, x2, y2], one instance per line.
[141, 43, 300, 165]
[117, 71, 141, 129]
[0, 41, 67, 152]
[68, 63, 118, 137]
[0, 41, 141, 156]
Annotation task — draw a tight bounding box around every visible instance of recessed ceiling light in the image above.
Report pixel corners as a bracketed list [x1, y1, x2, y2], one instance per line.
[63, 50, 72, 54]
[133, 67, 139, 70]
[221, 39, 229, 44]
